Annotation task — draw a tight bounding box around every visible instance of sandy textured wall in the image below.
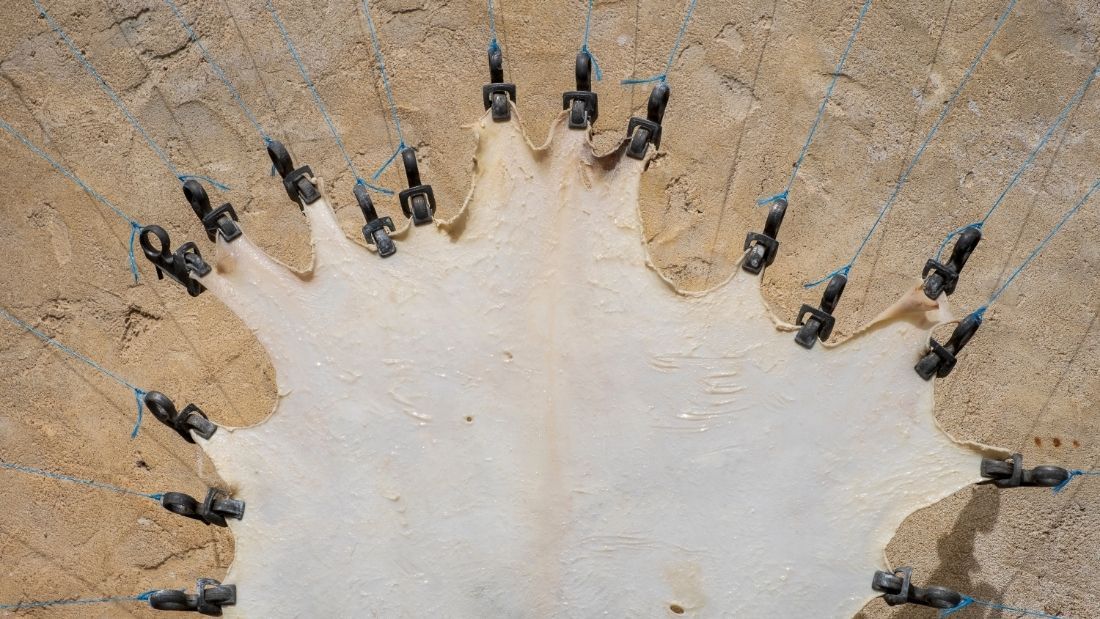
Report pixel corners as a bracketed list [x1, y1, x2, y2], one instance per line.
[0, 0, 1097, 616]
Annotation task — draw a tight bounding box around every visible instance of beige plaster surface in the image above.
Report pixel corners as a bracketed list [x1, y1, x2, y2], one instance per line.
[0, 0, 1097, 616]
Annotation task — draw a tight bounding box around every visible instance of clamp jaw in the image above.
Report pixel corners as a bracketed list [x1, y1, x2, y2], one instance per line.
[482, 47, 516, 122]
[795, 272, 847, 349]
[980, 453, 1071, 489]
[144, 391, 217, 443]
[267, 140, 321, 207]
[922, 226, 982, 299]
[914, 311, 981, 380]
[149, 579, 236, 616]
[139, 225, 211, 297]
[161, 487, 245, 527]
[563, 52, 598, 129]
[398, 148, 436, 225]
[872, 567, 963, 609]
[182, 179, 241, 243]
[625, 83, 670, 160]
[355, 184, 396, 258]
[742, 198, 788, 274]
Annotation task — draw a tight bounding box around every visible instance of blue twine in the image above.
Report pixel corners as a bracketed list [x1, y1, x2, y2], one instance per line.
[973, 177, 1100, 312]
[0, 115, 143, 281]
[0, 590, 157, 611]
[160, 0, 271, 145]
[581, 0, 602, 81]
[0, 306, 148, 437]
[935, 58, 1100, 260]
[487, 0, 500, 52]
[1053, 470, 1100, 493]
[0, 461, 163, 502]
[940, 595, 1062, 618]
[620, 0, 698, 85]
[33, 0, 228, 191]
[361, 0, 408, 180]
[265, 0, 393, 195]
[806, 0, 1015, 288]
[758, 0, 876, 208]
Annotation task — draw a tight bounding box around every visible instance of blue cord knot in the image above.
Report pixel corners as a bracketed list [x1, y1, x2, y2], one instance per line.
[131, 388, 148, 439]
[127, 221, 142, 283]
[935, 222, 983, 261]
[804, 264, 851, 289]
[756, 190, 789, 207]
[621, 73, 667, 86]
[939, 596, 975, 617]
[178, 174, 231, 192]
[581, 45, 603, 82]
[355, 177, 394, 196]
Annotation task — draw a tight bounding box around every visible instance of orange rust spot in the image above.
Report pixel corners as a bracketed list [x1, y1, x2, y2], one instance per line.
[1073, 440, 1081, 448]
[1053, 437, 1062, 448]
[1034, 437, 1042, 447]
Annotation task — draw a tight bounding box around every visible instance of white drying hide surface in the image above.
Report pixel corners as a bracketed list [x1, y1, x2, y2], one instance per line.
[198, 113, 989, 617]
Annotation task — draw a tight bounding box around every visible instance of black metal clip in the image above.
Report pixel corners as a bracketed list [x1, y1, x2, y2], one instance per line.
[914, 311, 981, 380]
[143, 391, 217, 443]
[922, 226, 982, 299]
[161, 488, 244, 527]
[980, 453, 1071, 489]
[482, 47, 516, 122]
[267, 140, 321, 207]
[872, 567, 963, 609]
[625, 82, 670, 160]
[563, 52, 599, 130]
[140, 225, 211, 298]
[742, 198, 788, 275]
[148, 578, 236, 616]
[182, 179, 241, 243]
[398, 148, 436, 225]
[355, 184, 396, 258]
[794, 272, 847, 349]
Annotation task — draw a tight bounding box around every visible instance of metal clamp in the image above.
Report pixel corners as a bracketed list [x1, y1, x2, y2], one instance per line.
[182, 179, 241, 243]
[563, 52, 599, 130]
[625, 83, 670, 160]
[742, 198, 788, 275]
[398, 148, 436, 226]
[922, 226, 982, 299]
[160, 488, 245, 527]
[872, 567, 963, 609]
[794, 273, 847, 349]
[914, 311, 981, 380]
[267, 140, 321, 207]
[980, 453, 1071, 489]
[482, 47, 516, 122]
[139, 225, 211, 297]
[148, 578, 236, 616]
[355, 184, 396, 258]
[144, 391, 216, 443]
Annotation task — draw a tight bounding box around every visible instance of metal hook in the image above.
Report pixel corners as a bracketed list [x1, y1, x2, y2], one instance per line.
[355, 184, 396, 258]
[482, 47, 517, 122]
[625, 83, 671, 159]
[398, 147, 437, 226]
[182, 179, 241, 243]
[872, 567, 963, 609]
[143, 391, 217, 443]
[160, 487, 245, 527]
[914, 311, 982, 380]
[267, 139, 320, 207]
[922, 226, 982, 299]
[980, 453, 1071, 489]
[139, 225, 211, 297]
[148, 578, 236, 616]
[743, 198, 788, 274]
[563, 52, 599, 130]
[794, 272, 847, 348]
